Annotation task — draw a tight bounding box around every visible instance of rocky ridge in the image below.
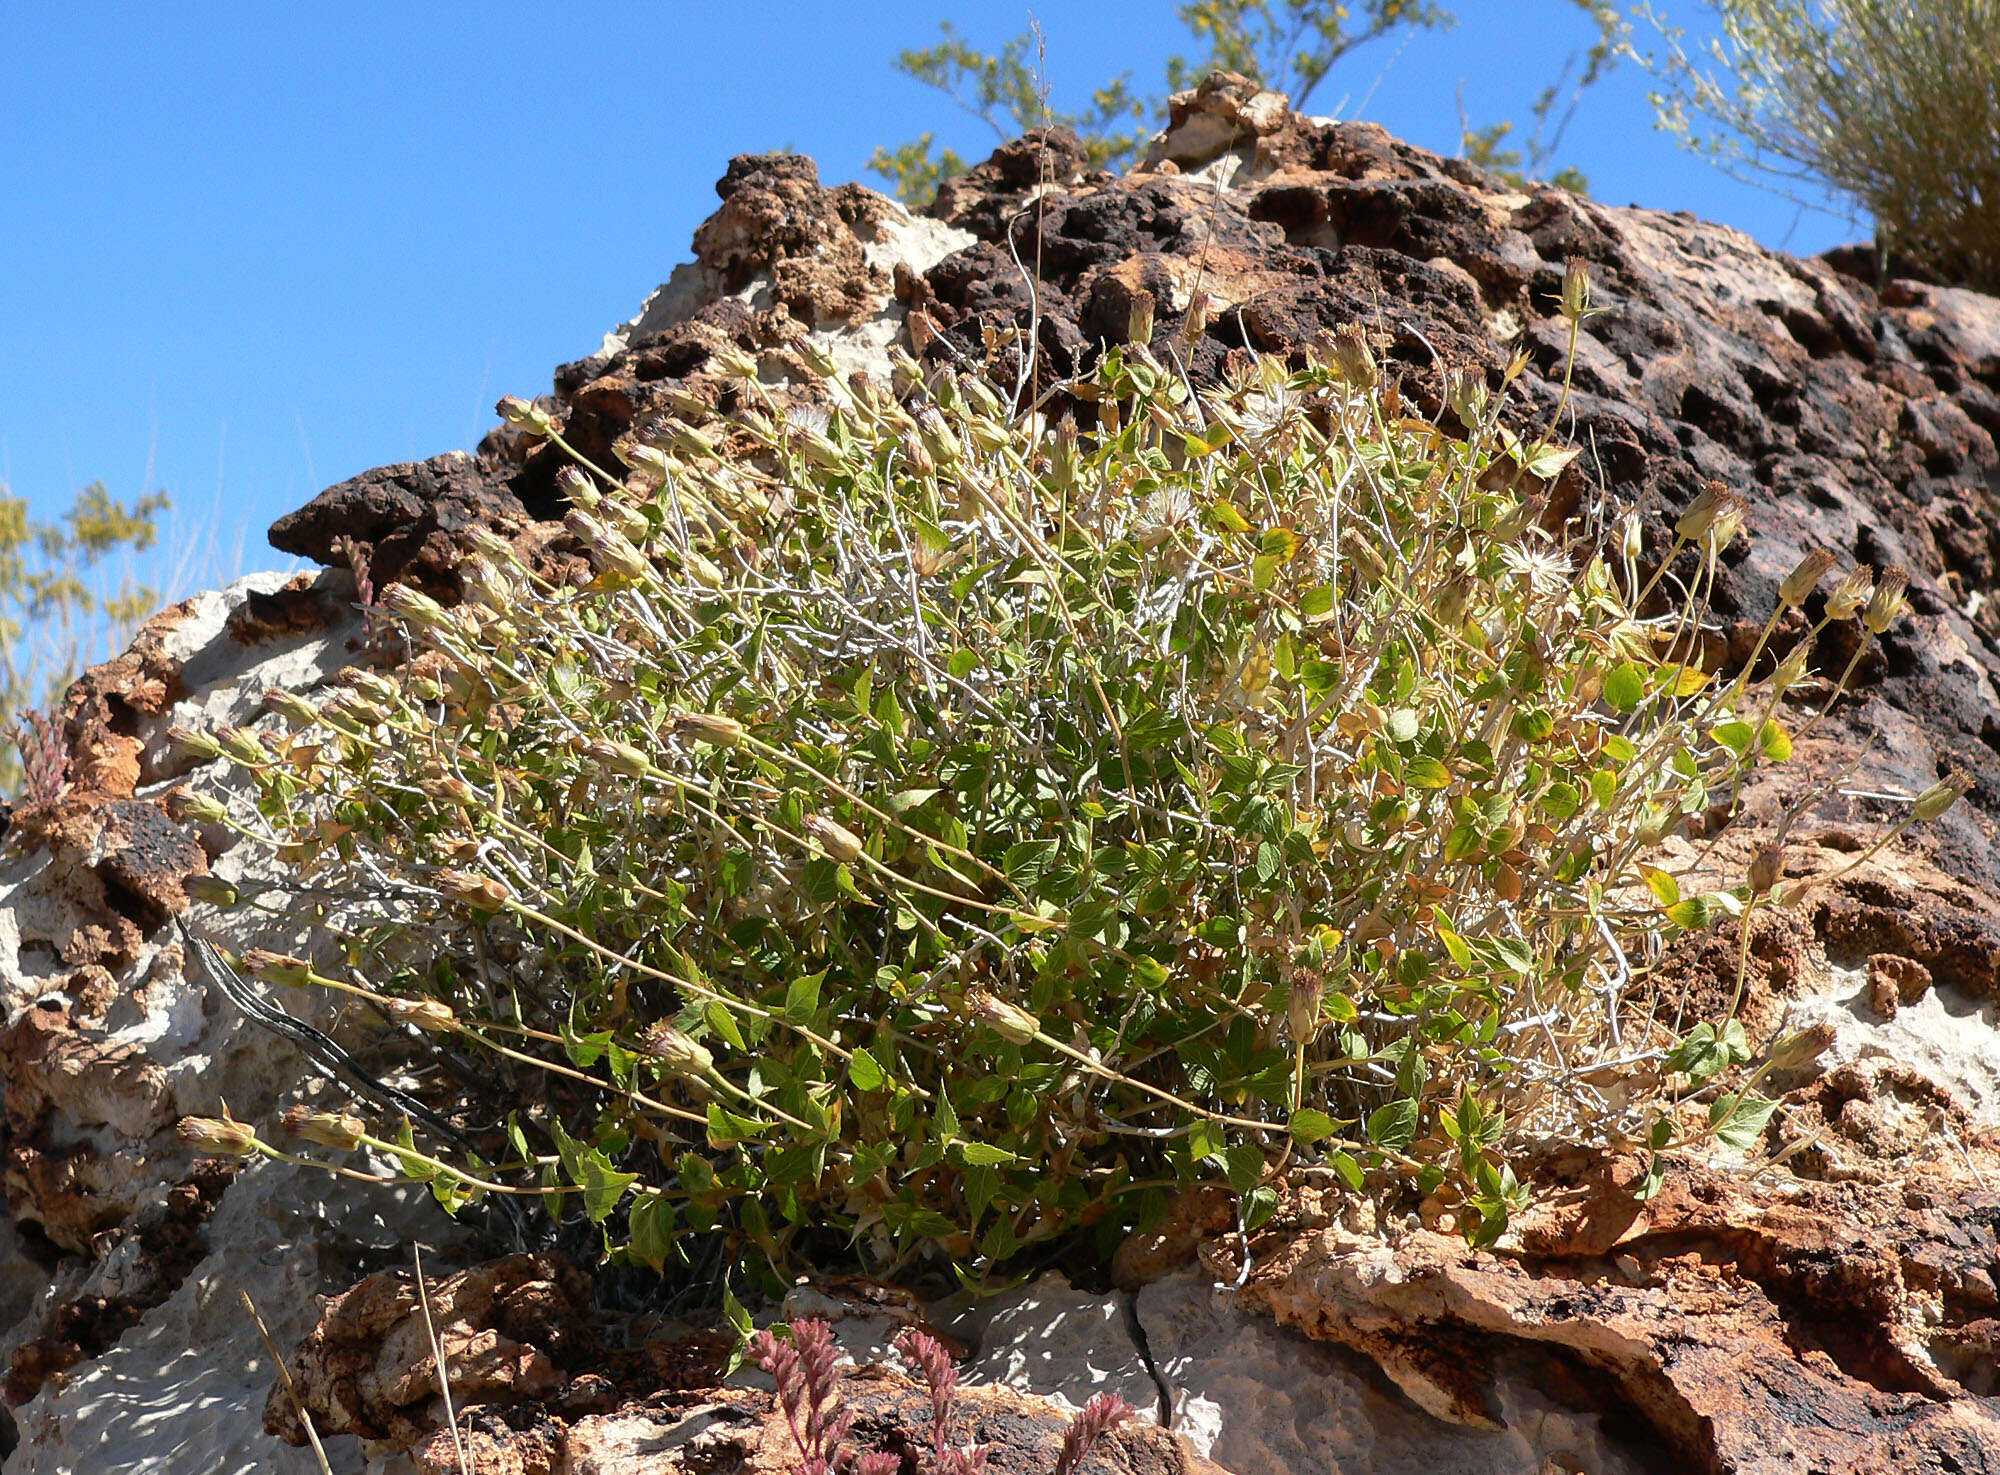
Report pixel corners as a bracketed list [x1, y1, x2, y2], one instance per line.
[3, 72, 1999, 1474]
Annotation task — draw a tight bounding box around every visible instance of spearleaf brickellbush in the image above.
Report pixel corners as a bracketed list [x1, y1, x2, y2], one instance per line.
[186, 284, 1942, 1282]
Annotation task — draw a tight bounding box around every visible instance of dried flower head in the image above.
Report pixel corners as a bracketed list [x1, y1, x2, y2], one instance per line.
[1779, 548, 1835, 608]
[1824, 566, 1874, 621]
[1863, 567, 1910, 634]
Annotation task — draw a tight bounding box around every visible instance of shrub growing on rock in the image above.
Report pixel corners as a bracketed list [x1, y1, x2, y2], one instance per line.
[182, 277, 1946, 1286]
[1644, 0, 2000, 292]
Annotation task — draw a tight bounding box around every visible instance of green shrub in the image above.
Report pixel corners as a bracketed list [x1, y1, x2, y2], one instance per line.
[1643, 0, 2000, 292]
[1, 481, 169, 795]
[185, 283, 1943, 1286]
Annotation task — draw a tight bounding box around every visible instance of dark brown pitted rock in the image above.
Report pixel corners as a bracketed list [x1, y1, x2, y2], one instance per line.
[266, 449, 541, 596]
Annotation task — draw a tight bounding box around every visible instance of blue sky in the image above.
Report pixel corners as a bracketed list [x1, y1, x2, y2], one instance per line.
[0, 2, 1855, 588]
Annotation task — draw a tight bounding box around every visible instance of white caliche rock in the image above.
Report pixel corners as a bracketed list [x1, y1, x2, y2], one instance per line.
[1135, 1272, 1651, 1475]
[0, 569, 484, 1475]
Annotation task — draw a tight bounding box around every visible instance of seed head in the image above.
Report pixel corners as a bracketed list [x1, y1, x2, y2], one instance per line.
[1126, 290, 1156, 348]
[1326, 324, 1379, 388]
[435, 868, 511, 913]
[385, 996, 459, 1033]
[805, 815, 864, 864]
[243, 949, 316, 987]
[282, 1106, 366, 1152]
[964, 989, 1040, 1045]
[167, 788, 231, 826]
[642, 1023, 716, 1076]
[1863, 567, 1910, 634]
[584, 739, 653, 780]
[496, 394, 556, 437]
[1559, 256, 1592, 322]
[1779, 548, 1835, 609]
[178, 1113, 259, 1156]
[1824, 566, 1874, 621]
[1674, 482, 1726, 543]
[1747, 844, 1786, 895]
[1913, 771, 1972, 822]
[1766, 1021, 1837, 1071]
[1771, 636, 1814, 695]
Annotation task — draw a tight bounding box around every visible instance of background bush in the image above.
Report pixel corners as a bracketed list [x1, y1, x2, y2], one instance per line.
[1643, 0, 2000, 292]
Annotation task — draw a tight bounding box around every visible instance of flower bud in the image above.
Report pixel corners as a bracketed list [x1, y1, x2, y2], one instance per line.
[913, 406, 962, 470]
[1183, 292, 1211, 341]
[585, 739, 652, 779]
[1771, 636, 1814, 695]
[184, 874, 241, 908]
[178, 1114, 258, 1155]
[435, 868, 511, 912]
[587, 529, 653, 583]
[496, 395, 556, 437]
[385, 996, 458, 1033]
[1621, 513, 1643, 563]
[1765, 1021, 1837, 1071]
[1704, 495, 1746, 556]
[419, 774, 479, 805]
[899, 429, 936, 479]
[674, 711, 745, 748]
[1445, 369, 1490, 430]
[1287, 968, 1324, 1044]
[1913, 771, 1972, 822]
[467, 527, 525, 569]
[1824, 566, 1874, 622]
[805, 815, 864, 863]
[218, 727, 268, 767]
[262, 689, 322, 728]
[381, 584, 451, 630]
[1863, 567, 1909, 634]
[167, 726, 223, 763]
[1674, 482, 1724, 543]
[243, 949, 316, 987]
[960, 376, 1002, 418]
[167, 788, 231, 826]
[282, 1105, 365, 1152]
[642, 1023, 715, 1076]
[1560, 256, 1591, 322]
[556, 465, 601, 510]
[1779, 548, 1835, 609]
[1126, 290, 1155, 348]
[1327, 324, 1378, 389]
[714, 344, 762, 381]
[668, 422, 720, 460]
[798, 338, 841, 379]
[1748, 844, 1786, 895]
[964, 989, 1040, 1045]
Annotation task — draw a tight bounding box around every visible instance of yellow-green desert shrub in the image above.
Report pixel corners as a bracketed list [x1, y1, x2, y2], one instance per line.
[184, 287, 1937, 1283]
[1645, 0, 2000, 292]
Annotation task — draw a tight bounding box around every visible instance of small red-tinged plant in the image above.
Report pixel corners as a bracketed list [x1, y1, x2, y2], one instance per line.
[856, 1455, 901, 1475]
[6, 710, 70, 806]
[752, 1317, 853, 1475]
[1052, 1393, 1135, 1475]
[939, 1446, 987, 1475]
[893, 1326, 959, 1460]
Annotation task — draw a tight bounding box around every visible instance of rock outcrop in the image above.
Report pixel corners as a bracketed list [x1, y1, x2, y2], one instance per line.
[5, 73, 2000, 1474]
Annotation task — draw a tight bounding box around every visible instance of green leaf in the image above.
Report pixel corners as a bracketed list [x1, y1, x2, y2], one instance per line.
[1290, 1108, 1339, 1145]
[627, 1194, 676, 1272]
[578, 1148, 641, 1224]
[1327, 1151, 1365, 1191]
[1758, 720, 1792, 761]
[785, 971, 824, 1024]
[1639, 864, 1681, 908]
[848, 1047, 887, 1093]
[1710, 720, 1754, 758]
[954, 1140, 1022, 1167]
[1709, 1092, 1778, 1152]
[1406, 756, 1452, 789]
[1241, 1184, 1279, 1229]
[1366, 1099, 1419, 1154]
[704, 1001, 747, 1052]
[1223, 1143, 1266, 1194]
[1665, 897, 1714, 931]
[1603, 662, 1646, 713]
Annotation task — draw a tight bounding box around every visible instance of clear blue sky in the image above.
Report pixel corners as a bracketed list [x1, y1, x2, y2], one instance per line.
[1, 2, 1854, 586]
